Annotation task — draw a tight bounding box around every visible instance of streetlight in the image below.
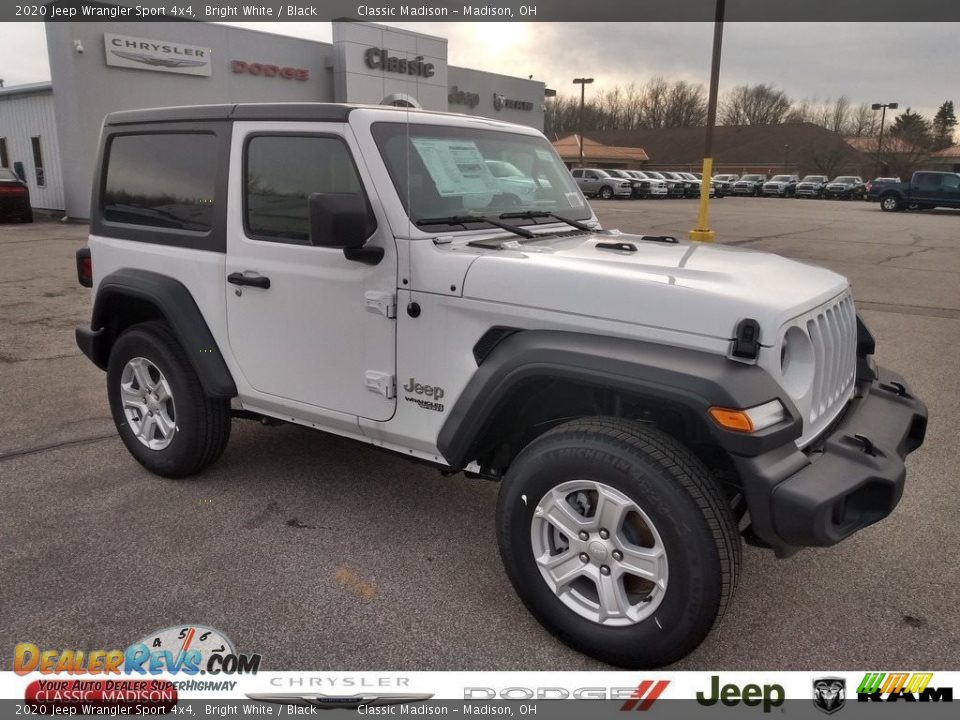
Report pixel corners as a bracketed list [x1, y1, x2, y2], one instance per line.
[573, 77, 594, 167]
[872, 102, 898, 178]
[689, 0, 725, 242]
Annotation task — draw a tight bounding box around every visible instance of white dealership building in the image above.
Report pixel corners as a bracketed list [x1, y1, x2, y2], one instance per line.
[0, 19, 545, 218]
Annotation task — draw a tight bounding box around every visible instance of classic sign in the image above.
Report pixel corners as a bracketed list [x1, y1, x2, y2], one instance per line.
[364, 48, 435, 78]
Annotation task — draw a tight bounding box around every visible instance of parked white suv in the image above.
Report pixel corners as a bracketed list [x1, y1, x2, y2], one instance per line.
[75, 103, 927, 669]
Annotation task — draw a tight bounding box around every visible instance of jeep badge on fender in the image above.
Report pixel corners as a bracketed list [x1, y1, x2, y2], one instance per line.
[75, 102, 927, 669]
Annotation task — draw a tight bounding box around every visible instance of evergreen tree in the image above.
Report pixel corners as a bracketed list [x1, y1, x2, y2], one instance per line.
[932, 101, 957, 149]
[889, 108, 933, 149]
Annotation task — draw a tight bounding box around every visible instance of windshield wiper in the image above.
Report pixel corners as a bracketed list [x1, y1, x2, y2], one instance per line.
[499, 210, 593, 232]
[416, 215, 535, 239]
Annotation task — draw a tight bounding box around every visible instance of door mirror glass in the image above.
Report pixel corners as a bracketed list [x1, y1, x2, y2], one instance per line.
[308, 192, 376, 249]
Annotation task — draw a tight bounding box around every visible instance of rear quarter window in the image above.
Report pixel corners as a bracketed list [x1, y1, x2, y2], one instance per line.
[102, 133, 217, 232]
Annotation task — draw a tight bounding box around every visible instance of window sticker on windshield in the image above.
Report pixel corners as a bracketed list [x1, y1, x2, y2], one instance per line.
[565, 192, 584, 208]
[534, 148, 555, 163]
[410, 138, 501, 197]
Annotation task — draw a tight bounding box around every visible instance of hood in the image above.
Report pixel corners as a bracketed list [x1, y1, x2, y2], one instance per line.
[461, 232, 848, 341]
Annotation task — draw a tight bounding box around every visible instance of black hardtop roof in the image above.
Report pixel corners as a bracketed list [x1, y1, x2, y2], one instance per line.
[104, 102, 448, 126]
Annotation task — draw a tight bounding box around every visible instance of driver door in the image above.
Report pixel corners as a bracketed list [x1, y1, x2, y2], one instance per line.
[225, 123, 397, 423]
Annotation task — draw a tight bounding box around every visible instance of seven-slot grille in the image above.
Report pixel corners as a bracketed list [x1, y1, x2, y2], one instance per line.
[806, 293, 857, 425]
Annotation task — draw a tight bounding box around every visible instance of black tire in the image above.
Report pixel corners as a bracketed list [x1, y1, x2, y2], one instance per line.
[496, 417, 740, 668]
[880, 194, 902, 212]
[598, 185, 614, 200]
[107, 321, 231, 478]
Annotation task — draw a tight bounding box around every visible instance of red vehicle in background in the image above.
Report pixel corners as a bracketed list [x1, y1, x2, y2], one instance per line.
[0, 168, 33, 223]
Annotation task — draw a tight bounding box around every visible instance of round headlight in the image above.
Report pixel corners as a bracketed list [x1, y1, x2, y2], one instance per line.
[781, 326, 815, 398]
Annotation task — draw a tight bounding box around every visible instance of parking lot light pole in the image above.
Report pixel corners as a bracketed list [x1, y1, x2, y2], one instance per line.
[573, 78, 594, 167]
[872, 102, 898, 178]
[690, 0, 725, 243]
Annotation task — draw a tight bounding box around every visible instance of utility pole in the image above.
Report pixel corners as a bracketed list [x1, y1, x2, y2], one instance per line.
[872, 102, 898, 178]
[573, 77, 594, 167]
[690, 0, 725, 243]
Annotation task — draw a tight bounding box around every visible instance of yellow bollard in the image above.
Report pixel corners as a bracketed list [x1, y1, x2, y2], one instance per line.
[689, 157, 716, 242]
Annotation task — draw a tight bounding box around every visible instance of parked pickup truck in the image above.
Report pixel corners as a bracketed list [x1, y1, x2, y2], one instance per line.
[879, 171, 960, 212]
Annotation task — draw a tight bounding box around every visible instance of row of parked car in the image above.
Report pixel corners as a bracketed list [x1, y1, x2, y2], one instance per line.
[713, 174, 902, 201]
[571, 168, 715, 200]
[570, 167, 906, 202]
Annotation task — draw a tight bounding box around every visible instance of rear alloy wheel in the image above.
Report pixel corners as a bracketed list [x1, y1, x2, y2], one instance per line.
[107, 321, 231, 478]
[497, 417, 740, 668]
[598, 185, 615, 200]
[881, 194, 902, 212]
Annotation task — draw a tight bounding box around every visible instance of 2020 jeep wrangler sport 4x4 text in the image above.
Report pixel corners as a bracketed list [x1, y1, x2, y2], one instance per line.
[75, 103, 927, 668]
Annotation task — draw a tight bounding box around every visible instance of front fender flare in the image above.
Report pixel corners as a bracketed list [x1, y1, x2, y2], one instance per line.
[437, 330, 800, 469]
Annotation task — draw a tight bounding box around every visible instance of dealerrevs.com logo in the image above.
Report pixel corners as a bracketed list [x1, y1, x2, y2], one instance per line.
[14, 625, 261, 676]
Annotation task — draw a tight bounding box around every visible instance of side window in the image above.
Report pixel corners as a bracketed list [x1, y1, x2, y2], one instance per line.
[915, 173, 940, 189]
[940, 174, 960, 191]
[245, 135, 366, 244]
[571, 169, 582, 178]
[103, 133, 217, 232]
[586, 172, 597, 179]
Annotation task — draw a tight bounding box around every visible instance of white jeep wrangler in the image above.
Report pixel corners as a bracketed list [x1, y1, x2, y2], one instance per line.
[75, 103, 927, 668]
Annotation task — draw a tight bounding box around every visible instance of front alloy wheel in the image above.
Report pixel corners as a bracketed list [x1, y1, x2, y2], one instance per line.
[496, 417, 741, 668]
[531, 480, 668, 626]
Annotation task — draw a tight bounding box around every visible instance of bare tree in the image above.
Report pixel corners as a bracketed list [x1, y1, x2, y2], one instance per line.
[720, 84, 792, 125]
[828, 96, 852, 134]
[849, 103, 878, 137]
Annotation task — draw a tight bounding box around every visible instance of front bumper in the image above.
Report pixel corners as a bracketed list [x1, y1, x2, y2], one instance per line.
[733, 365, 927, 556]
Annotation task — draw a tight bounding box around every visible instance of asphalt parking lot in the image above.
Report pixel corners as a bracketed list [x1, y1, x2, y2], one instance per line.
[1, 197, 958, 670]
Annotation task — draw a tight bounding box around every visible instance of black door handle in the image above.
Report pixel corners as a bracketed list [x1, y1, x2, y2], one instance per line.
[227, 272, 270, 289]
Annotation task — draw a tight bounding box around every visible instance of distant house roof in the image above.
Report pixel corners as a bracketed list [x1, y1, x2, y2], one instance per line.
[586, 123, 865, 167]
[552, 133, 649, 164]
[845, 135, 923, 154]
[930, 143, 960, 158]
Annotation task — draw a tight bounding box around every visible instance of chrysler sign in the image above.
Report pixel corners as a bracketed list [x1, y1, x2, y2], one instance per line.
[104, 33, 212, 77]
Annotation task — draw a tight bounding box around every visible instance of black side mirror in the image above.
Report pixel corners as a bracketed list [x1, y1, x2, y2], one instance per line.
[308, 192, 381, 264]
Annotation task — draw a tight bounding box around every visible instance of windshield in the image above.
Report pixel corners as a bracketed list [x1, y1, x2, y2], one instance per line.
[800, 176, 825, 183]
[741, 175, 763, 181]
[770, 175, 792, 182]
[644, 171, 666, 179]
[371, 123, 589, 229]
[833, 177, 858, 183]
[607, 170, 629, 178]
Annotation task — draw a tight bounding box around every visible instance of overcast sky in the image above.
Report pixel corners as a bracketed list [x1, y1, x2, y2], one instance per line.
[0, 21, 953, 119]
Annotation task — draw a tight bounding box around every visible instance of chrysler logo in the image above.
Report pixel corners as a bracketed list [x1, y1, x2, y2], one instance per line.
[247, 693, 434, 710]
[109, 50, 207, 68]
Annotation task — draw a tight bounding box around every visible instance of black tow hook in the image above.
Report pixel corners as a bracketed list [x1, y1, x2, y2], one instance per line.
[851, 434, 877, 456]
[879, 381, 909, 397]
